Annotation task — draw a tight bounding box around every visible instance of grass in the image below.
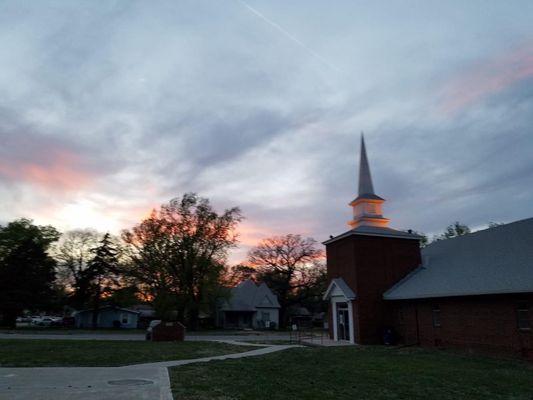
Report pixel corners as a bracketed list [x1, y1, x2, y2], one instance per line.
[0, 328, 145, 334]
[170, 346, 533, 400]
[0, 339, 253, 367]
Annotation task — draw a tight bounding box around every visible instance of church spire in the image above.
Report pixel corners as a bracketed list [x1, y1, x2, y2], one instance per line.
[358, 133, 375, 196]
[348, 134, 390, 229]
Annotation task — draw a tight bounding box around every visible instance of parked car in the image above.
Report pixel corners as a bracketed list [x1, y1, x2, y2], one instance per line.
[31, 316, 63, 327]
[145, 320, 162, 340]
[36, 317, 54, 326]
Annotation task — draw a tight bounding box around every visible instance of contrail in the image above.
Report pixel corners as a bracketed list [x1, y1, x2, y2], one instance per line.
[236, 0, 340, 72]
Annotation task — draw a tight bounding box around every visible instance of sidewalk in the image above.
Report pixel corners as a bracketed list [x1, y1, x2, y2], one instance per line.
[0, 344, 299, 400]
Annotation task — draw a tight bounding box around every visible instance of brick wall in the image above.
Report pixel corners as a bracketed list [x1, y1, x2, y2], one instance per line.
[390, 294, 533, 359]
[326, 234, 421, 344]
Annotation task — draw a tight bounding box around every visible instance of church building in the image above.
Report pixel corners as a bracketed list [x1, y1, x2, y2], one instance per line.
[323, 135, 533, 359]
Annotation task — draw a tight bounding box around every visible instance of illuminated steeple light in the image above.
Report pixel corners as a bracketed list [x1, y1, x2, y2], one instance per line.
[348, 134, 390, 229]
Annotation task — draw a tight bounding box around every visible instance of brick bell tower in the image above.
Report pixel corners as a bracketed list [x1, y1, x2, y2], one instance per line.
[323, 134, 422, 344]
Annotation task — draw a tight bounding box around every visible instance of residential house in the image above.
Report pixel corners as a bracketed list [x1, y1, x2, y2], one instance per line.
[218, 279, 280, 329]
[74, 305, 140, 329]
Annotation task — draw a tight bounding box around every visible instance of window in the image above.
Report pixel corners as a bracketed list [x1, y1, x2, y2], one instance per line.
[517, 304, 530, 331]
[432, 306, 441, 328]
[261, 312, 270, 322]
[121, 313, 130, 325]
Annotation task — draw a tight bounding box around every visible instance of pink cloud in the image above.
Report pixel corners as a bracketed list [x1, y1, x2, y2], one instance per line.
[0, 147, 97, 191]
[440, 41, 533, 113]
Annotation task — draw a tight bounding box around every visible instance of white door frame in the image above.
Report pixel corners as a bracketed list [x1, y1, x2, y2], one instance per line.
[331, 297, 355, 344]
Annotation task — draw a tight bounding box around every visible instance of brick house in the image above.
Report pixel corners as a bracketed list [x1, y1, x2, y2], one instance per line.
[323, 135, 532, 358]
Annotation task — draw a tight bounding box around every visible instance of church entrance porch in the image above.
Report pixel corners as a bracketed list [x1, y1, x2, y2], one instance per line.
[324, 278, 357, 343]
[336, 302, 351, 341]
[331, 299, 355, 343]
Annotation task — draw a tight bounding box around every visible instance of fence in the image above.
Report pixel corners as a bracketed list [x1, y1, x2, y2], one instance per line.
[289, 316, 328, 345]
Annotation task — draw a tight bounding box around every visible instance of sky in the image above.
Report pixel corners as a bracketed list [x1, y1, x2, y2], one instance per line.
[1, 1, 533, 262]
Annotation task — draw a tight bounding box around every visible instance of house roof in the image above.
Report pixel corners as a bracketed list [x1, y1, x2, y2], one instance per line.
[221, 279, 280, 311]
[131, 304, 155, 317]
[384, 218, 533, 300]
[324, 225, 423, 245]
[323, 278, 356, 300]
[75, 305, 140, 315]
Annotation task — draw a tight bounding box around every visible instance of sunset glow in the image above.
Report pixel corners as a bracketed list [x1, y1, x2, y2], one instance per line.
[0, 1, 532, 260]
[440, 42, 533, 113]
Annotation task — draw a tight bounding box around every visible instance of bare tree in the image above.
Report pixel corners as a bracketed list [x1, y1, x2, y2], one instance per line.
[222, 264, 256, 287]
[248, 234, 324, 325]
[53, 229, 101, 308]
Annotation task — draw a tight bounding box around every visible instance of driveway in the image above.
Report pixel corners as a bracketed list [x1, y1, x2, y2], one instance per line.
[0, 344, 297, 400]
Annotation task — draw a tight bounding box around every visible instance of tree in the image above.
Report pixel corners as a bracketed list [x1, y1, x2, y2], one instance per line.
[248, 234, 324, 326]
[0, 219, 60, 327]
[107, 285, 142, 308]
[53, 229, 101, 309]
[223, 264, 256, 287]
[291, 262, 328, 315]
[122, 193, 242, 328]
[408, 230, 429, 248]
[84, 233, 121, 328]
[437, 221, 470, 241]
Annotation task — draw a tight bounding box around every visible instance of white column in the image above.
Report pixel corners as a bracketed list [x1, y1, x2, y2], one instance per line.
[331, 300, 338, 341]
[348, 301, 355, 344]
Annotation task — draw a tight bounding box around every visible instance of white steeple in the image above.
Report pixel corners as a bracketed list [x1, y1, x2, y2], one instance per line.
[358, 134, 375, 196]
[348, 134, 390, 229]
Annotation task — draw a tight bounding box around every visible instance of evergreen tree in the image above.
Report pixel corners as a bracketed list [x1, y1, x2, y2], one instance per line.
[85, 233, 120, 328]
[437, 221, 471, 241]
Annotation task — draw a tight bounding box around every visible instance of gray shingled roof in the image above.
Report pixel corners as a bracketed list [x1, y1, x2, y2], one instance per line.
[221, 279, 280, 311]
[323, 278, 356, 300]
[384, 218, 533, 300]
[75, 306, 140, 315]
[324, 225, 422, 245]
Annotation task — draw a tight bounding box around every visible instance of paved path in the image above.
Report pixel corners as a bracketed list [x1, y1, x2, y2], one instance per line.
[0, 366, 170, 400]
[0, 344, 299, 400]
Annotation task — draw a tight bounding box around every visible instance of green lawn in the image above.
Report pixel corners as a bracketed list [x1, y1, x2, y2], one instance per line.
[0, 327, 145, 334]
[170, 346, 533, 400]
[0, 339, 253, 367]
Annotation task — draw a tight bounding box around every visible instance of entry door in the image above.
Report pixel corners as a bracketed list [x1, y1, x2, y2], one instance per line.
[337, 303, 350, 341]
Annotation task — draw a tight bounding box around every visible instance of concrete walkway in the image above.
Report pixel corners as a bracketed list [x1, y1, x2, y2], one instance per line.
[0, 344, 299, 400]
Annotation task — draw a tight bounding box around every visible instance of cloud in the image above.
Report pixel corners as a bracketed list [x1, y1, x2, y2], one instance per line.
[439, 41, 533, 114]
[0, 1, 533, 263]
[0, 127, 108, 191]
